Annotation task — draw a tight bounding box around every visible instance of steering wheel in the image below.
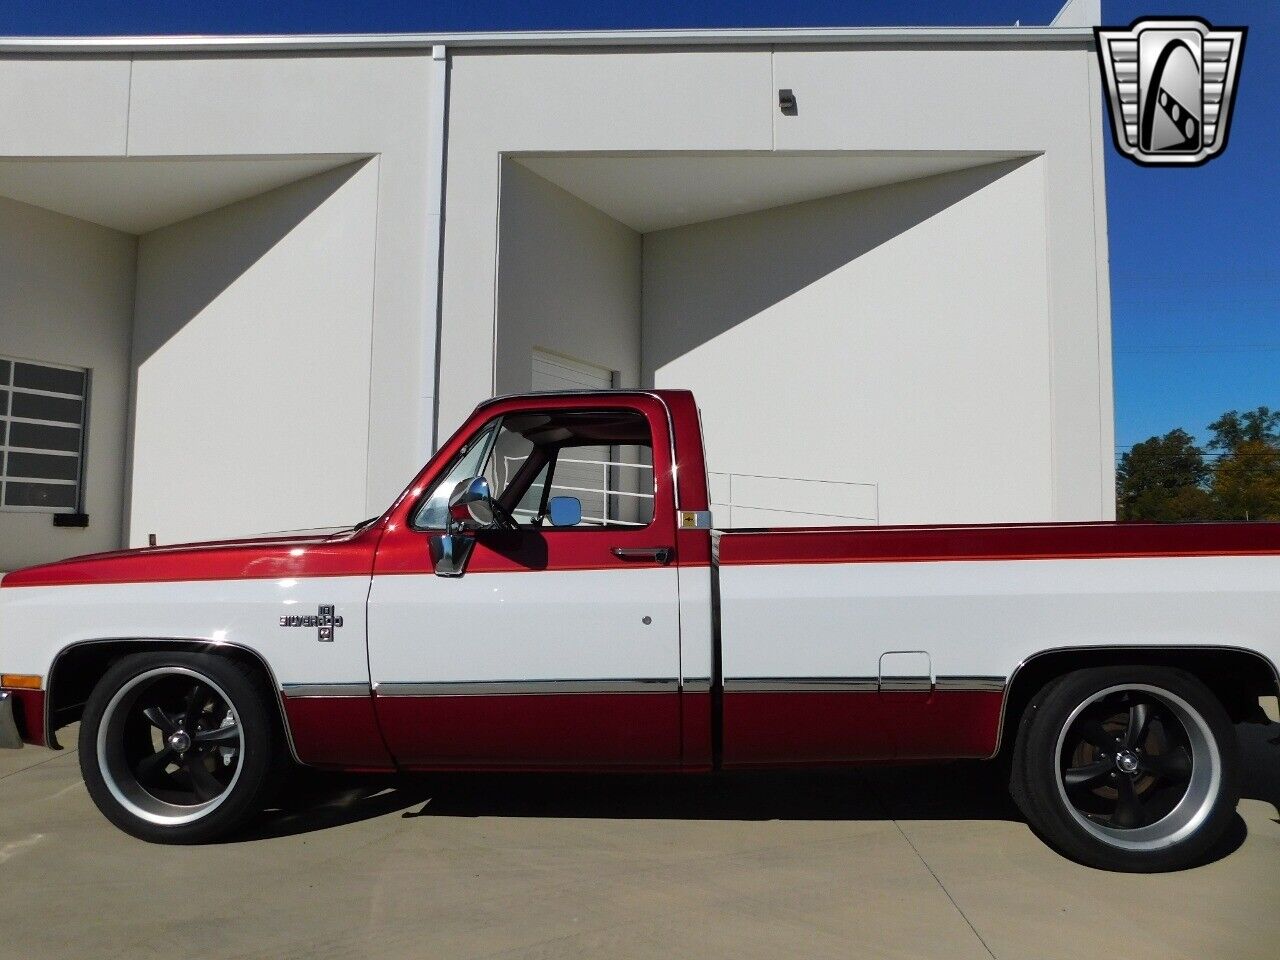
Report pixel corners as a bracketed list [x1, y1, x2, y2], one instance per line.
[487, 497, 521, 531]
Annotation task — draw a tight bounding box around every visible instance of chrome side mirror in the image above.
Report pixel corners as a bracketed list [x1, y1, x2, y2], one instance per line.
[548, 496, 582, 527]
[448, 476, 495, 530]
[433, 476, 492, 577]
[429, 532, 476, 578]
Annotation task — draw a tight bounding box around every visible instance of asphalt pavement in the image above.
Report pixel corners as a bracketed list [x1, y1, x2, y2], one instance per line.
[3, 722, 1279, 960]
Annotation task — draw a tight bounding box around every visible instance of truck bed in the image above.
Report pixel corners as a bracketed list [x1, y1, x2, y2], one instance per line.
[711, 520, 1280, 766]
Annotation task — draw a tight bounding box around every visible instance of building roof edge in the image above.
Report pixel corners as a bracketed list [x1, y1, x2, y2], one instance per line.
[0, 25, 1096, 55]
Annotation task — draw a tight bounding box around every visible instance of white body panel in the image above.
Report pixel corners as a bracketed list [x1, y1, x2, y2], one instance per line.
[677, 564, 715, 687]
[5, 554, 1278, 698]
[0, 577, 372, 686]
[367, 568, 681, 685]
[719, 555, 1280, 683]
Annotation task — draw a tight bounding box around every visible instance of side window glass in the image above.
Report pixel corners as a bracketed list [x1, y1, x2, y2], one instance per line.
[486, 419, 537, 503]
[511, 461, 551, 525]
[551, 442, 654, 528]
[413, 409, 657, 530]
[412, 420, 500, 529]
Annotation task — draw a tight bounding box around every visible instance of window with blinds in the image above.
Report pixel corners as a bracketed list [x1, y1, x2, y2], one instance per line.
[0, 357, 88, 513]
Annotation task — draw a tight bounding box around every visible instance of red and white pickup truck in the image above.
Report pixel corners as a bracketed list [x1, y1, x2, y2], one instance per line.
[2, 389, 1278, 870]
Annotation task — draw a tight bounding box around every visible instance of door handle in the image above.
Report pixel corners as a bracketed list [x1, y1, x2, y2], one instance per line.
[611, 546, 674, 565]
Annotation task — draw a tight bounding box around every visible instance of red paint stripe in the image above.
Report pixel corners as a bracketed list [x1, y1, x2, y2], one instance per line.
[2, 531, 378, 588]
[680, 689, 713, 768]
[717, 521, 1280, 567]
[374, 692, 682, 767]
[722, 690, 894, 765]
[884, 690, 1004, 760]
[371, 560, 711, 577]
[5, 689, 47, 747]
[660, 390, 711, 511]
[282, 695, 395, 770]
[721, 690, 1003, 765]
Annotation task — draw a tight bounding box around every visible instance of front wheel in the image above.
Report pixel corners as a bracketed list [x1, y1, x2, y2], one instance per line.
[79, 652, 285, 843]
[1011, 666, 1239, 872]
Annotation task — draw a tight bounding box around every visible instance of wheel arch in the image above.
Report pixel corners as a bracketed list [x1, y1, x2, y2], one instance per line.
[44, 638, 301, 763]
[993, 644, 1280, 759]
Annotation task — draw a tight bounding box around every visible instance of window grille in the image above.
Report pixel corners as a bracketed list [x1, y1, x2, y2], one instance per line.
[0, 356, 88, 513]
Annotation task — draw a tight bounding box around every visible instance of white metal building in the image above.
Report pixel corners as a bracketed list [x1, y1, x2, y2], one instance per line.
[0, 0, 1113, 571]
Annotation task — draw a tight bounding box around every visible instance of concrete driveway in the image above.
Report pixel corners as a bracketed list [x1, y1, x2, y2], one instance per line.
[3, 723, 1279, 960]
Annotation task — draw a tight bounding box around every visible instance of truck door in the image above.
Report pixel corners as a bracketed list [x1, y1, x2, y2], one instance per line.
[366, 397, 683, 767]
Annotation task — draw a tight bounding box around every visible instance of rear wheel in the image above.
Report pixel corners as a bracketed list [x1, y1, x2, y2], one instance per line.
[1011, 666, 1238, 872]
[79, 652, 284, 843]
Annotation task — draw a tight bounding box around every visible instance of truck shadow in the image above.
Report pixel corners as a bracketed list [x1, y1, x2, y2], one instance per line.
[232, 722, 1280, 863]
[237, 762, 1018, 842]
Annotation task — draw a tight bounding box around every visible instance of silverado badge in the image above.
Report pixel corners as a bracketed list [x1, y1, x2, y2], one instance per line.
[279, 604, 343, 642]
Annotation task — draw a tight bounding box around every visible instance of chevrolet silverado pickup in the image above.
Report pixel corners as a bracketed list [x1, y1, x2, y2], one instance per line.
[2, 389, 1279, 871]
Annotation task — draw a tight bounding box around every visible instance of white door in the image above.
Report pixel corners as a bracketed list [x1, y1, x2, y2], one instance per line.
[367, 397, 683, 768]
[531, 350, 615, 393]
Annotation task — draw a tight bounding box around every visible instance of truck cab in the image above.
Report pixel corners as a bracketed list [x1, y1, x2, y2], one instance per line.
[365, 390, 714, 769]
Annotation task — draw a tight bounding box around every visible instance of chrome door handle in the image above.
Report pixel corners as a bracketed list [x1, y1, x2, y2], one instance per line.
[611, 546, 673, 565]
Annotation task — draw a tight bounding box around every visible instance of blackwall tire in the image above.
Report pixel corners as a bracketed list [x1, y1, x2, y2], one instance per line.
[79, 651, 284, 844]
[1011, 666, 1239, 872]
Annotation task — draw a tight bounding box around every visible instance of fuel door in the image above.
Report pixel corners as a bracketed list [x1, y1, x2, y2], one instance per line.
[878, 651, 932, 693]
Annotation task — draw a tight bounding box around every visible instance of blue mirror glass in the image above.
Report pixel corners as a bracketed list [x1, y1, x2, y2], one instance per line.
[548, 496, 582, 527]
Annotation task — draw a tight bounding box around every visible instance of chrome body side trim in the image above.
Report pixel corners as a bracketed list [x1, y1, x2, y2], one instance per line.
[373, 678, 679, 696]
[281, 682, 373, 698]
[725, 676, 1010, 693]
[935, 675, 1007, 692]
[723, 677, 880, 693]
[0, 692, 23, 750]
[681, 677, 713, 693]
[878, 677, 933, 693]
[44, 637, 305, 765]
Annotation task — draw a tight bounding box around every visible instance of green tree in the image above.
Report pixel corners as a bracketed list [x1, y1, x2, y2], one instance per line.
[1212, 439, 1280, 521]
[1116, 429, 1214, 521]
[1204, 406, 1280, 521]
[1207, 406, 1280, 455]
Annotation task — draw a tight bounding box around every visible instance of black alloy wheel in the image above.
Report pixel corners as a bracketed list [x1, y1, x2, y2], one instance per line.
[80, 652, 285, 843]
[1011, 666, 1239, 872]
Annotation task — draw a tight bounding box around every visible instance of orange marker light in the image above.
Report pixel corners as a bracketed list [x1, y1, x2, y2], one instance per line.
[1, 674, 42, 690]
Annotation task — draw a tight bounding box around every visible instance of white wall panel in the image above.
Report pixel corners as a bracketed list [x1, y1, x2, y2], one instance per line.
[125, 55, 433, 156]
[771, 48, 1078, 152]
[772, 46, 1113, 519]
[496, 161, 640, 396]
[127, 54, 441, 514]
[129, 161, 378, 545]
[710, 473, 879, 528]
[0, 58, 130, 156]
[445, 43, 1110, 524]
[439, 48, 774, 437]
[644, 159, 1054, 526]
[0, 196, 136, 570]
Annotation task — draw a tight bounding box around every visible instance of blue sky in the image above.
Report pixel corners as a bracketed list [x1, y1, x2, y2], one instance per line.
[2, 1, 1275, 456]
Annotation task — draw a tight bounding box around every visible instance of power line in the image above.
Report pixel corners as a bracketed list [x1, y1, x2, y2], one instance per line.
[1116, 350, 1280, 358]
